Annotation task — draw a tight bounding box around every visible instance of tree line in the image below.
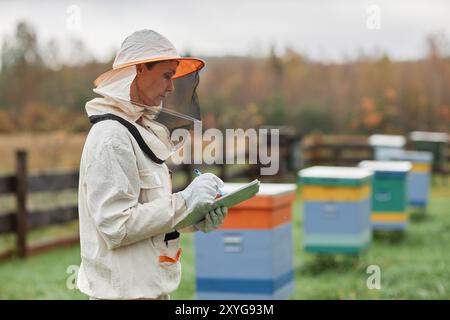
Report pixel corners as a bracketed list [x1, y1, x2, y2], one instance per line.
[0, 21, 449, 135]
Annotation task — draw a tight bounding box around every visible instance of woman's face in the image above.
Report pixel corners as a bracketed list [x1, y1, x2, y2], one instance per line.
[131, 60, 178, 107]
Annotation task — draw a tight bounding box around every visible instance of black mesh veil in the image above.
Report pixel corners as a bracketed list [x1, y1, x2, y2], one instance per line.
[152, 71, 201, 134]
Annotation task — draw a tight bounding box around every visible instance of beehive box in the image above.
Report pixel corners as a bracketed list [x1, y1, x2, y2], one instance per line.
[298, 166, 373, 254]
[358, 161, 412, 230]
[387, 150, 433, 209]
[409, 131, 448, 173]
[195, 183, 296, 300]
[369, 134, 406, 161]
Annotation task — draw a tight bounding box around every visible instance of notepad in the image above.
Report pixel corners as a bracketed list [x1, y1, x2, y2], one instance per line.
[174, 179, 261, 230]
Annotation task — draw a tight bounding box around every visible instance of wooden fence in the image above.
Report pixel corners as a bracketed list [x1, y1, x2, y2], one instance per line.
[0, 151, 81, 260]
[0, 132, 448, 261]
[301, 134, 450, 172]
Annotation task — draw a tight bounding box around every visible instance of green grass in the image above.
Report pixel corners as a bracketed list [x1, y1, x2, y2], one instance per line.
[0, 182, 449, 299]
[290, 193, 450, 299]
[0, 245, 85, 299]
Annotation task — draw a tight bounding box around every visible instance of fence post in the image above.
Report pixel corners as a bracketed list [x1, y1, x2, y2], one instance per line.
[311, 133, 323, 166]
[15, 150, 28, 258]
[334, 146, 342, 166]
[215, 144, 226, 180]
[183, 163, 193, 188]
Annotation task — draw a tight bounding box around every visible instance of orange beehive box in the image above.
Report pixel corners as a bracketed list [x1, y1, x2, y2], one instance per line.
[219, 183, 297, 230]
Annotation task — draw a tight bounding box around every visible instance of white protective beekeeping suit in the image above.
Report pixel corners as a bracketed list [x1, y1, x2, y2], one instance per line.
[77, 30, 225, 300]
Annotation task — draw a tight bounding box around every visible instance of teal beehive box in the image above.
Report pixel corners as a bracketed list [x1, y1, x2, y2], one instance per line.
[358, 161, 412, 230]
[387, 150, 433, 210]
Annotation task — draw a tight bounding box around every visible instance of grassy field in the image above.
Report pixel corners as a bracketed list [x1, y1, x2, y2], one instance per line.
[0, 179, 448, 299]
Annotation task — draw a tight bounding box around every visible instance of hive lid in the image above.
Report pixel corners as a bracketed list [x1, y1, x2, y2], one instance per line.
[298, 166, 373, 186]
[410, 131, 449, 143]
[369, 134, 406, 147]
[358, 160, 412, 172]
[222, 183, 296, 197]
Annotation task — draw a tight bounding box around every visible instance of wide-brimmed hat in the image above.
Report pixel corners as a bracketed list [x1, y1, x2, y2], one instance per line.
[94, 29, 205, 87]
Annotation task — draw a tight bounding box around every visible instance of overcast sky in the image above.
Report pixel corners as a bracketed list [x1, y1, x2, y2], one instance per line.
[1, 0, 449, 63]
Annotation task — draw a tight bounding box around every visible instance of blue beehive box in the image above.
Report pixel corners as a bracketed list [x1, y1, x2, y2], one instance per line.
[387, 150, 433, 209]
[298, 166, 373, 254]
[369, 134, 406, 160]
[195, 183, 296, 300]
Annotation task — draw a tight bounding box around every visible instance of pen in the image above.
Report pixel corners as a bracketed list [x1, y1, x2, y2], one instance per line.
[194, 168, 226, 197]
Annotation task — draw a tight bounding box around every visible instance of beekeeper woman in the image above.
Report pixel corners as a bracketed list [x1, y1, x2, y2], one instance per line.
[77, 30, 227, 300]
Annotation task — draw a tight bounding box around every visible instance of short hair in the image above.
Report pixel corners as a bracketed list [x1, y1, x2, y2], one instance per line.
[144, 61, 159, 70]
[144, 60, 180, 70]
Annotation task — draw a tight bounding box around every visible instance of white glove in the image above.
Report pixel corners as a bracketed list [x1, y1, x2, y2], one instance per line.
[195, 206, 228, 233]
[180, 173, 224, 212]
